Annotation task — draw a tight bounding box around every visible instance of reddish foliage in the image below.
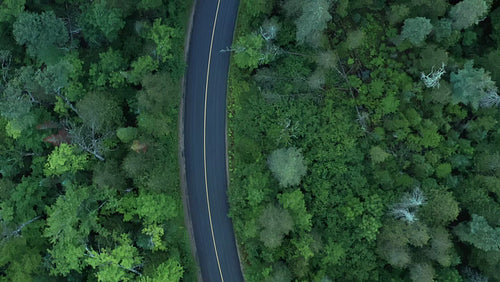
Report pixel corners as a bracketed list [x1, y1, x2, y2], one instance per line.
[131, 140, 148, 153]
[43, 130, 70, 146]
[36, 121, 59, 130]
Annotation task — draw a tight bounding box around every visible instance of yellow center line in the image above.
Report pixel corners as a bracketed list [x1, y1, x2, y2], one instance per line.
[204, 0, 224, 281]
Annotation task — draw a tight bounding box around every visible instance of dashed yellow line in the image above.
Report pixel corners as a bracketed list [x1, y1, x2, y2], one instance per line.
[203, 0, 224, 281]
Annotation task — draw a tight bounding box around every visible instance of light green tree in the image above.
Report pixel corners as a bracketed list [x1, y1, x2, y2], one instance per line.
[44, 144, 88, 176]
[295, 0, 332, 46]
[119, 192, 178, 225]
[425, 227, 453, 267]
[116, 127, 138, 143]
[86, 234, 142, 281]
[259, 204, 294, 248]
[278, 190, 312, 231]
[454, 214, 500, 251]
[370, 146, 391, 164]
[409, 263, 435, 282]
[400, 17, 433, 46]
[89, 48, 127, 88]
[449, 0, 489, 30]
[149, 19, 178, 63]
[268, 147, 307, 187]
[44, 186, 95, 275]
[140, 259, 184, 282]
[232, 33, 269, 70]
[450, 61, 498, 109]
[127, 55, 158, 84]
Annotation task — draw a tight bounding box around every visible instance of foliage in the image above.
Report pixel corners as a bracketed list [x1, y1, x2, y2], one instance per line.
[454, 214, 500, 251]
[449, 0, 489, 30]
[85, 234, 142, 281]
[450, 61, 498, 110]
[0, 0, 25, 23]
[400, 17, 433, 46]
[233, 33, 270, 70]
[13, 11, 68, 62]
[80, 0, 126, 43]
[294, 0, 332, 46]
[44, 144, 88, 176]
[258, 204, 293, 248]
[149, 19, 178, 63]
[228, 0, 500, 280]
[267, 147, 307, 187]
[0, 0, 195, 280]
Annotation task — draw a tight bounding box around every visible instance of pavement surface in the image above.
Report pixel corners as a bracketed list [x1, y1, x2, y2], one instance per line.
[183, 0, 243, 281]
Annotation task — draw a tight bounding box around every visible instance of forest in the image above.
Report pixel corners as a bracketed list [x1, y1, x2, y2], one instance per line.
[228, 0, 500, 281]
[0, 0, 195, 281]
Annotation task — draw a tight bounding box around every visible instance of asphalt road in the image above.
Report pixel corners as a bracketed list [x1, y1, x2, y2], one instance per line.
[183, 0, 243, 281]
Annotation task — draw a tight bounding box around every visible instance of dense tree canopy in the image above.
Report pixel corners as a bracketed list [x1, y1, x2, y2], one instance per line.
[0, 0, 195, 280]
[228, 0, 500, 281]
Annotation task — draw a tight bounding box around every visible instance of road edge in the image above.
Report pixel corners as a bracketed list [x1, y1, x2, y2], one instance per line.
[225, 3, 246, 280]
[178, 1, 202, 281]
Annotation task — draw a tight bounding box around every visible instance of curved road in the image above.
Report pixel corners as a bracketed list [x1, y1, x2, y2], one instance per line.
[183, 0, 243, 281]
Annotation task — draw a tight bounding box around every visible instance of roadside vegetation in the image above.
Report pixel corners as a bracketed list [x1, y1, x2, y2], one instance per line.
[0, 0, 195, 280]
[228, 0, 500, 281]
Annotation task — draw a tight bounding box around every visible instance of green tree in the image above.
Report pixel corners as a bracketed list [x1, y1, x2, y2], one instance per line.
[450, 61, 498, 110]
[86, 234, 142, 281]
[149, 19, 178, 63]
[278, 190, 312, 231]
[409, 263, 435, 282]
[44, 186, 97, 275]
[491, 7, 500, 43]
[76, 92, 123, 133]
[119, 192, 178, 225]
[400, 17, 433, 46]
[79, 0, 125, 43]
[127, 56, 158, 84]
[376, 220, 412, 268]
[116, 127, 138, 143]
[13, 11, 68, 62]
[140, 259, 184, 281]
[44, 144, 88, 176]
[454, 214, 500, 251]
[258, 204, 294, 248]
[232, 33, 270, 70]
[0, 0, 25, 23]
[268, 147, 307, 187]
[240, 0, 273, 17]
[419, 189, 459, 227]
[295, 0, 332, 46]
[370, 146, 391, 164]
[387, 4, 410, 26]
[449, 0, 489, 30]
[137, 0, 162, 11]
[89, 48, 127, 88]
[425, 227, 454, 267]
